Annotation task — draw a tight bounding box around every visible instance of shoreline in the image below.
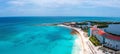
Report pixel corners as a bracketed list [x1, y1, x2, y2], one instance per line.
[58, 24, 104, 54]
[34, 21, 120, 54]
[58, 24, 86, 54]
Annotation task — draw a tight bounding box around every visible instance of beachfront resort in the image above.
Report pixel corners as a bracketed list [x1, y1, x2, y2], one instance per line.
[61, 21, 120, 54]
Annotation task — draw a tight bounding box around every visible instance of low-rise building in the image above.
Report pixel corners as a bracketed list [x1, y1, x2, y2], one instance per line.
[89, 24, 120, 51]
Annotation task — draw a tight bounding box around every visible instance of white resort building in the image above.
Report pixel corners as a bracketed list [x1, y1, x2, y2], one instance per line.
[88, 24, 120, 51]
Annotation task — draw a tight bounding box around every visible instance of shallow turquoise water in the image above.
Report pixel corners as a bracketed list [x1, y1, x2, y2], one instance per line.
[0, 25, 76, 54]
[0, 16, 120, 54]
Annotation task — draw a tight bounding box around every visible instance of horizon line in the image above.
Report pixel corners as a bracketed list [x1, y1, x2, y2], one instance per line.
[0, 16, 120, 18]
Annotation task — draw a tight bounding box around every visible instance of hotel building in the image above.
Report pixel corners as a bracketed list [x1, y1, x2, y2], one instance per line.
[89, 24, 120, 51]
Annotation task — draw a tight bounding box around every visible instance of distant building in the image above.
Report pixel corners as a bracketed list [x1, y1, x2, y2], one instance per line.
[89, 24, 120, 51]
[70, 22, 76, 27]
[63, 22, 76, 27]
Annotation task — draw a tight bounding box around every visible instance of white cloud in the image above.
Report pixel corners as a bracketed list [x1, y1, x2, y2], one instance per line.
[86, 0, 120, 8]
[7, 0, 120, 8]
[7, 0, 26, 7]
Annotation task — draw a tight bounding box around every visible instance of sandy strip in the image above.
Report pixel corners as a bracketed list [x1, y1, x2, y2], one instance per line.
[58, 24, 105, 54]
[58, 25, 84, 54]
[71, 34, 83, 54]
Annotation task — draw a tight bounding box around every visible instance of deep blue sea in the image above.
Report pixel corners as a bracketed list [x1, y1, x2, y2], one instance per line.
[0, 16, 120, 54]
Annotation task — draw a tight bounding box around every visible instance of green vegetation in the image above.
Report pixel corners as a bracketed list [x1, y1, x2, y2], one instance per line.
[89, 36, 101, 46]
[87, 21, 120, 28]
[97, 25, 108, 28]
[112, 22, 120, 24]
[82, 29, 88, 32]
[87, 21, 113, 24]
[76, 22, 88, 25]
[91, 21, 109, 28]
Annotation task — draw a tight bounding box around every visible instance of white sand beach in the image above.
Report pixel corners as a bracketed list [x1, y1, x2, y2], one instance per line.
[58, 25, 87, 54]
[58, 24, 103, 54]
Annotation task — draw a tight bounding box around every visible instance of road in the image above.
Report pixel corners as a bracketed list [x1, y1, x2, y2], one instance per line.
[58, 24, 103, 54]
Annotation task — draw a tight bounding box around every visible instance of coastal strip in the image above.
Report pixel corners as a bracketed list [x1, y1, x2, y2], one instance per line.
[58, 24, 91, 54]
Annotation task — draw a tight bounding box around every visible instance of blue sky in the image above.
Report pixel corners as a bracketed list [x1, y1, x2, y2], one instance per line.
[0, 0, 120, 17]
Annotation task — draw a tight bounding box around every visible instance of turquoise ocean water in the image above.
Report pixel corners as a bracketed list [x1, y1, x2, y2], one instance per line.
[0, 16, 120, 54]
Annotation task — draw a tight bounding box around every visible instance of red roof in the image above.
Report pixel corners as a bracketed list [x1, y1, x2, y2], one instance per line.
[91, 27, 97, 30]
[106, 34, 120, 40]
[98, 29, 106, 36]
[91, 26, 120, 40]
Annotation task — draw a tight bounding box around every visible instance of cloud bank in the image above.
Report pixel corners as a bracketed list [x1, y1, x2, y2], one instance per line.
[7, 0, 120, 8]
[0, 0, 120, 16]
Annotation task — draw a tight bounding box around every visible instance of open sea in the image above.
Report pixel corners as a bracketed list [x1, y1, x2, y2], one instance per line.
[0, 16, 120, 54]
